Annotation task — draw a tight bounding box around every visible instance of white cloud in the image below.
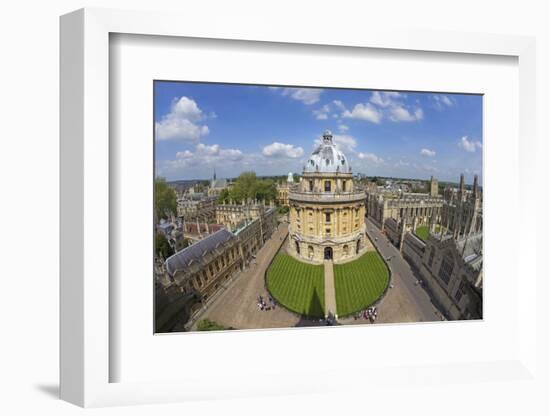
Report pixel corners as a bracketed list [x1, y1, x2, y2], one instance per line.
[171, 96, 203, 121]
[176, 150, 193, 159]
[332, 100, 347, 111]
[313, 102, 345, 120]
[312, 104, 331, 120]
[420, 148, 436, 157]
[333, 135, 357, 153]
[458, 136, 482, 152]
[155, 96, 210, 142]
[196, 143, 220, 155]
[274, 87, 322, 105]
[432, 94, 455, 110]
[262, 142, 305, 158]
[174, 143, 244, 165]
[358, 152, 383, 164]
[313, 134, 357, 154]
[340, 91, 422, 123]
[388, 105, 424, 122]
[220, 148, 245, 160]
[338, 124, 349, 132]
[342, 103, 382, 123]
[370, 91, 402, 108]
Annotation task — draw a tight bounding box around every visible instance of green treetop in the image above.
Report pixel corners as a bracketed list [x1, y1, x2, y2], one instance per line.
[154, 177, 177, 221]
[228, 171, 276, 203]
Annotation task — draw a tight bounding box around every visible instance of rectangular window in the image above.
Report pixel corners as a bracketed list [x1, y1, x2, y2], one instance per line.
[342, 180, 346, 191]
[438, 254, 454, 285]
[324, 181, 331, 192]
[454, 281, 466, 302]
[325, 212, 331, 222]
[309, 180, 314, 192]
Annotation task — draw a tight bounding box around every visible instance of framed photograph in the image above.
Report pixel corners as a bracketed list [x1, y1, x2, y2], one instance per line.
[153, 81, 482, 334]
[60, 8, 537, 407]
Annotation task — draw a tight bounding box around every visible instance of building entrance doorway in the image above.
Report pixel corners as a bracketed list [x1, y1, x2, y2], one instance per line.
[324, 247, 333, 260]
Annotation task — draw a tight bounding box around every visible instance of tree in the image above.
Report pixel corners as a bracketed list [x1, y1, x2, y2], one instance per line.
[229, 171, 257, 202]
[277, 205, 289, 214]
[254, 178, 277, 202]
[155, 177, 177, 221]
[176, 237, 190, 252]
[229, 171, 277, 203]
[155, 233, 174, 259]
[217, 188, 230, 204]
[196, 318, 232, 331]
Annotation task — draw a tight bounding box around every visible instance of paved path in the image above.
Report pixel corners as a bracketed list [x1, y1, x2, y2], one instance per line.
[192, 221, 305, 330]
[365, 218, 443, 323]
[323, 260, 337, 318]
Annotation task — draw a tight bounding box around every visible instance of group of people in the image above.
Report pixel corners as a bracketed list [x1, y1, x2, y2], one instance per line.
[257, 294, 276, 311]
[364, 306, 378, 322]
[353, 306, 379, 322]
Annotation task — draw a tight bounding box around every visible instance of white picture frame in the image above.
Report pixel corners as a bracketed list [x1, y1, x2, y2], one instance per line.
[60, 8, 537, 407]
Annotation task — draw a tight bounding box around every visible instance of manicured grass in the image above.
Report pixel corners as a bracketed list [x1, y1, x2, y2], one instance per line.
[266, 253, 325, 318]
[196, 318, 233, 331]
[334, 251, 389, 317]
[415, 225, 440, 242]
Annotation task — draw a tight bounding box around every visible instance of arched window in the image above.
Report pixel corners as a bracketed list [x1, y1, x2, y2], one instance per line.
[295, 241, 300, 254]
[309, 180, 314, 192]
[343, 245, 349, 255]
[308, 245, 314, 259]
[438, 251, 454, 285]
[342, 180, 347, 191]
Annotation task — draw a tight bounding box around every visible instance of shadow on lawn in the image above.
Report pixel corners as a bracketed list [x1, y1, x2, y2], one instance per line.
[293, 287, 325, 327]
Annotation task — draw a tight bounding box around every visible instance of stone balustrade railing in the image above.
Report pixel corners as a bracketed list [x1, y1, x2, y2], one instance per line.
[289, 190, 366, 203]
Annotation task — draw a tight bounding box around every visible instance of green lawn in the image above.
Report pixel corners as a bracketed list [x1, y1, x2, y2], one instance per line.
[266, 253, 325, 318]
[196, 318, 233, 331]
[415, 225, 440, 242]
[333, 251, 390, 317]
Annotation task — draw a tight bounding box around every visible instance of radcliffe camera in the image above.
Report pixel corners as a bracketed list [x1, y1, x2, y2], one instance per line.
[153, 82, 483, 332]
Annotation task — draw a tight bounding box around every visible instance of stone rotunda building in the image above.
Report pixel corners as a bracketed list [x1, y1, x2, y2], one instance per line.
[288, 130, 368, 263]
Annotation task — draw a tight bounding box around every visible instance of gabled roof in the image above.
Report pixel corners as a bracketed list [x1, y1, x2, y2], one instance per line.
[165, 229, 235, 277]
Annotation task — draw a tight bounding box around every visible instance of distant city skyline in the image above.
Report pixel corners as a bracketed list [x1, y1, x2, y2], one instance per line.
[155, 81, 483, 184]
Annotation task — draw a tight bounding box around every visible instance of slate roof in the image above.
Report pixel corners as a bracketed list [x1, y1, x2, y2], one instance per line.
[457, 233, 483, 271]
[165, 229, 235, 277]
[210, 178, 228, 188]
[405, 232, 426, 250]
[385, 217, 398, 231]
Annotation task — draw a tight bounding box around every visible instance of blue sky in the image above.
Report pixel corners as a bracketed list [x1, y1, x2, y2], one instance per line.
[155, 81, 482, 184]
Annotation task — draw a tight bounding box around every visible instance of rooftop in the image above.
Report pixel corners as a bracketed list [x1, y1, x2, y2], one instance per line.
[303, 130, 352, 174]
[165, 229, 235, 277]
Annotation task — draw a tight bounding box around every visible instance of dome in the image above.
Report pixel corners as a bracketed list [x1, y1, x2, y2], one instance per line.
[303, 130, 352, 174]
